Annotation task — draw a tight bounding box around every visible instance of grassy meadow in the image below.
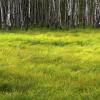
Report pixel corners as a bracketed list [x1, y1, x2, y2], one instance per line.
[0, 28, 100, 100]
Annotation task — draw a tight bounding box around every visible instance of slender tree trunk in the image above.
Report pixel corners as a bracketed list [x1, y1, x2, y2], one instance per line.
[55, 0, 61, 28]
[0, 0, 4, 28]
[6, 0, 11, 29]
[84, 0, 89, 26]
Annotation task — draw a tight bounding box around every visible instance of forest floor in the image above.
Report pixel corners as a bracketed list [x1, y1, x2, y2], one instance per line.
[0, 28, 100, 100]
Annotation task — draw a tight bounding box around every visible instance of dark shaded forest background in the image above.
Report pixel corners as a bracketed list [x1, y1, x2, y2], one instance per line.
[0, 0, 100, 29]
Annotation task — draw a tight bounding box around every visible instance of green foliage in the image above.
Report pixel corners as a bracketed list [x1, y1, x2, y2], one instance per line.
[0, 29, 100, 100]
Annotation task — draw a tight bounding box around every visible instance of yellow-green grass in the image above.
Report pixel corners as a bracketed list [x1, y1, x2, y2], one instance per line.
[0, 29, 100, 100]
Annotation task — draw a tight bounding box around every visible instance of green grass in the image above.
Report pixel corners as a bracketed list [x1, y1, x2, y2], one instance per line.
[0, 28, 100, 100]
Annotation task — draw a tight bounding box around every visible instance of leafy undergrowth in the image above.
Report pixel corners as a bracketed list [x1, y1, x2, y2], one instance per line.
[0, 29, 100, 100]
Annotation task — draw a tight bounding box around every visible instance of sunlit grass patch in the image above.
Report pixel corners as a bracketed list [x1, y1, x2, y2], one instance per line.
[0, 29, 100, 100]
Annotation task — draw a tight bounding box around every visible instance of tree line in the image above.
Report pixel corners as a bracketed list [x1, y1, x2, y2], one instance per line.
[0, 0, 100, 29]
